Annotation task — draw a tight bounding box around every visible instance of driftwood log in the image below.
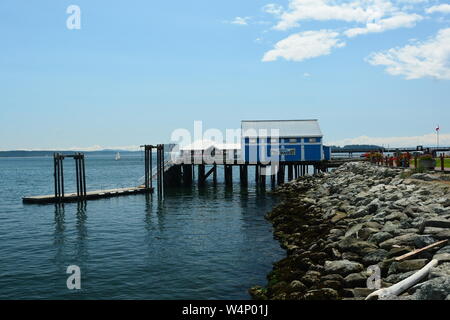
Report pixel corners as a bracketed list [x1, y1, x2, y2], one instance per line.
[395, 240, 448, 262]
[365, 259, 438, 300]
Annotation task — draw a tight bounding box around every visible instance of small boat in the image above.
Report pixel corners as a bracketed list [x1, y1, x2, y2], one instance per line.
[115, 152, 121, 161]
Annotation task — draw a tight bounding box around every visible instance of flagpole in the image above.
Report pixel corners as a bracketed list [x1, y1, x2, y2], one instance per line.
[436, 125, 440, 150]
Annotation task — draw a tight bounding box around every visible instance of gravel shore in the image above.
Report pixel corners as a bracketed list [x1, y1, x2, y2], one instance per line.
[250, 162, 450, 300]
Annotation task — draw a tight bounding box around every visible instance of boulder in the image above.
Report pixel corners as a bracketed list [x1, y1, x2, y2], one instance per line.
[338, 237, 378, 255]
[412, 276, 450, 300]
[410, 174, 440, 182]
[388, 259, 428, 274]
[289, 280, 307, 292]
[433, 253, 450, 263]
[385, 271, 416, 284]
[362, 249, 389, 265]
[303, 288, 339, 300]
[344, 272, 368, 287]
[379, 233, 419, 249]
[429, 262, 450, 279]
[368, 232, 392, 244]
[301, 271, 321, 287]
[348, 288, 376, 298]
[321, 274, 344, 283]
[324, 260, 364, 276]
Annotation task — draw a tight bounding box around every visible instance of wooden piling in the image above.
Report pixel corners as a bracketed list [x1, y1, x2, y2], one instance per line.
[198, 164, 206, 185]
[288, 165, 293, 181]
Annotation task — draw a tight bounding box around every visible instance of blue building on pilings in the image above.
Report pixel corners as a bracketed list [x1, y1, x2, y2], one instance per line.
[241, 120, 331, 163]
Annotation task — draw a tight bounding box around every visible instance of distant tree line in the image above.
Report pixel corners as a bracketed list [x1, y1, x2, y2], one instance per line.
[329, 145, 382, 152]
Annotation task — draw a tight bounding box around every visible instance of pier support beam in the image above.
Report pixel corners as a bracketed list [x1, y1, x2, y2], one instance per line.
[277, 164, 285, 185]
[198, 164, 206, 185]
[260, 166, 266, 187]
[240, 165, 248, 186]
[288, 165, 293, 181]
[182, 164, 193, 186]
[144, 145, 153, 191]
[224, 165, 233, 186]
[156, 144, 164, 196]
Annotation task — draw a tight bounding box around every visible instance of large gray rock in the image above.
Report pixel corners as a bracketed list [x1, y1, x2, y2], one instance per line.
[301, 271, 321, 287]
[379, 233, 422, 249]
[303, 288, 339, 300]
[428, 262, 450, 279]
[324, 260, 364, 276]
[385, 271, 416, 284]
[412, 276, 450, 300]
[388, 259, 428, 274]
[436, 245, 450, 255]
[362, 249, 389, 265]
[433, 253, 450, 263]
[368, 232, 392, 244]
[344, 272, 368, 287]
[410, 174, 440, 182]
[338, 237, 378, 255]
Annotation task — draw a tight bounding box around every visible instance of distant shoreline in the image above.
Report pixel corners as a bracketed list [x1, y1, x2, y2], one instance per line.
[0, 150, 140, 158]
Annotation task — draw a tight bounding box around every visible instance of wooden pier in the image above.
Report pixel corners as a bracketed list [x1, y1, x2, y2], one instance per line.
[160, 152, 347, 188]
[22, 145, 361, 205]
[23, 186, 151, 204]
[23, 151, 155, 205]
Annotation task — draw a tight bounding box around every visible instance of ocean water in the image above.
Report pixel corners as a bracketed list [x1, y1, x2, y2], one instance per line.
[0, 154, 284, 299]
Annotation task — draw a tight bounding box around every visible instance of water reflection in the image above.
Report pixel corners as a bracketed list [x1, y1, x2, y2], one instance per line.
[75, 202, 88, 264]
[53, 204, 66, 274]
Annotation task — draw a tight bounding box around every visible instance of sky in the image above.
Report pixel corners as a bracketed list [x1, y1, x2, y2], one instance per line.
[0, 0, 449, 150]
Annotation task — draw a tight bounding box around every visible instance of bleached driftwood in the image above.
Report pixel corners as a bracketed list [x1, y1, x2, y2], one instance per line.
[365, 259, 438, 300]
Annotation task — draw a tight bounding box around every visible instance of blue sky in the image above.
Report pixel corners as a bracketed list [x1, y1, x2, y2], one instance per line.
[0, 0, 449, 150]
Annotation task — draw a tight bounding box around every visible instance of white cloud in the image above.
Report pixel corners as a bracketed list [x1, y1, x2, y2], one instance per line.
[328, 132, 449, 147]
[344, 12, 422, 37]
[229, 16, 251, 25]
[397, 0, 428, 3]
[271, 0, 395, 31]
[262, 30, 345, 62]
[367, 28, 450, 79]
[263, 3, 284, 16]
[426, 4, 450, 14]
[1, 145, 143, 152]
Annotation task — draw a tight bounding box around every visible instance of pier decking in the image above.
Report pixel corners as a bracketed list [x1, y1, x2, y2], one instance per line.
[23, 186, 153, 204]
[23, 150, 157, 205]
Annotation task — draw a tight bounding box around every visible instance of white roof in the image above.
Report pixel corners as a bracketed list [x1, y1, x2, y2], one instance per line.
[241, 120, 323, 138]
[180, 140, 215, 151]
[180, 140, 241, 151]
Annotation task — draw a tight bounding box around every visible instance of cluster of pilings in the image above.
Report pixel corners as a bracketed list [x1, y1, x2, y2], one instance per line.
[53, 153, 86, 202]
[142, 144, 165, 196]
[164, 162, 324, 188]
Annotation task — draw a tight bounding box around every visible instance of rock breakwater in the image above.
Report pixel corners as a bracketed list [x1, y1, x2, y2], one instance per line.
[250, 162, 450, 300]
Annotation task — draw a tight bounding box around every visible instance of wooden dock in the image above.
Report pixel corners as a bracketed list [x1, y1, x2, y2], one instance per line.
[23, 186, 153, 204]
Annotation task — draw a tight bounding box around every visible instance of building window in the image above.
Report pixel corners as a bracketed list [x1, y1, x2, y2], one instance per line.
[309, 138, 316, 143]
[271, 138, 278, 143]
[289, 138, 297, 143]
[250, 138, 257, 144]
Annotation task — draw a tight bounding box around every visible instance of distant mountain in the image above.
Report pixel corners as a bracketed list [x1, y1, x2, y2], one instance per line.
[0, 150, 139, 158]
[0, 144, 177, 158]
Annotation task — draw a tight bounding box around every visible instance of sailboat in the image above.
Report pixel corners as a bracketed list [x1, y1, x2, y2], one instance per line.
[115, 152, 121, 161]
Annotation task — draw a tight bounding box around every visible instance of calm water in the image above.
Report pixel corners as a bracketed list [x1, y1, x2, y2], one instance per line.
[0, 154, 284, 299]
